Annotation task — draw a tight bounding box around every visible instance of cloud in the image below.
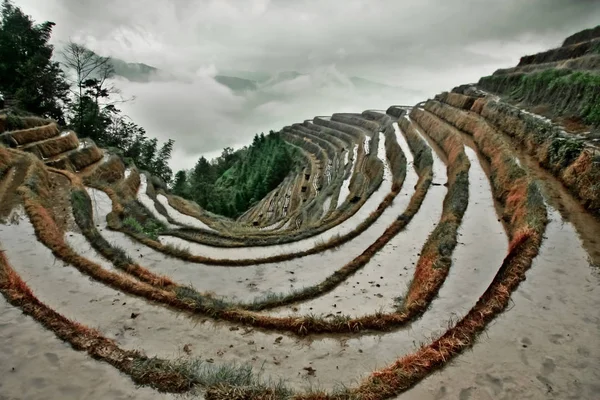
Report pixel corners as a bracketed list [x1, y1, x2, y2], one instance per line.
[114, 65, 425, 171]
[15, 0, 600, 171]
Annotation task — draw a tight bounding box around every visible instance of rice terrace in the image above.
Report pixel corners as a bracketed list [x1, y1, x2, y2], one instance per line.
[1, 4, 599, 399]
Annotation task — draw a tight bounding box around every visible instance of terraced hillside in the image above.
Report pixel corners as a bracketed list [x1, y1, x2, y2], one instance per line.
[1, 28, 599, 400]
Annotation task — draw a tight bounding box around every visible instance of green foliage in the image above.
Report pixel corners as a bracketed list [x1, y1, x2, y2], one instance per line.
[547, 137, 584, 167]
[175, 131, 297, 218]
[5, 112, 25, 130]
[479, 69, 600, 126]
[171, 170, 188, 197]
[132, 357, 292, 398]
[71, 189, 134, 267]
[69, 99, 174, 183]
[123, 216, 164, 240]
[0, 1, 69, 122]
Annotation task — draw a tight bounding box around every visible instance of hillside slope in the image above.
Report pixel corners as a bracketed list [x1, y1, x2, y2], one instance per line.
[0, 26, 598, 400]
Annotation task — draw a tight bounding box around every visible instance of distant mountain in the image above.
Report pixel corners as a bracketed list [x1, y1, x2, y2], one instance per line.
[105, 58, 408, 95]
[109, 58, 161, 82]
[218, 70, 271, 83]
[214, 75, 258, 92]
[261, 71, 303, 86]
[349, 76, 395, 91]
[218, 70, 402, 93]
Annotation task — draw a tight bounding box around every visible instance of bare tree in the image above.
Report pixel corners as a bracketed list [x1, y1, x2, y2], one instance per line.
[61, 41, 125, 134]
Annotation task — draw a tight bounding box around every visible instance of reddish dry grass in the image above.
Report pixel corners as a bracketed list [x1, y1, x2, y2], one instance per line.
[404, 251, 445, 307]
[0, 246, 192, 393]
[464, 97, 600, 215]
[562, 151, 599, 210]
[0, 147, 13, 172]
[470, 98, 486, 114]
[209, 106, 548, 400]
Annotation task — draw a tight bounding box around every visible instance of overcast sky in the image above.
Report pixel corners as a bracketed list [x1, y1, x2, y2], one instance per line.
[16, 0, 600, 171]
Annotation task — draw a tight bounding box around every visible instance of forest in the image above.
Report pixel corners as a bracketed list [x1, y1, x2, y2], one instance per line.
[172, 131, 297, 218]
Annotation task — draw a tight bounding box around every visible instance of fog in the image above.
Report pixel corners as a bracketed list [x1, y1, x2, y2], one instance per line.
[17, 0, 600, 171]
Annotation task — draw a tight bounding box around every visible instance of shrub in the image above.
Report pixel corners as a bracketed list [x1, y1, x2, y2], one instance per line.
[123, 216, 164, 240]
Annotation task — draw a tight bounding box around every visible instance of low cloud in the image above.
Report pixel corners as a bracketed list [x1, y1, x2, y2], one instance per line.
[116, 65, 425, 171]
[16, 0, 600, 171]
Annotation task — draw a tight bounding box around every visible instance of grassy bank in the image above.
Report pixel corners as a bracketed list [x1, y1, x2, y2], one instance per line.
[479, 69, 600, 127]
[437, 92, 600, 215]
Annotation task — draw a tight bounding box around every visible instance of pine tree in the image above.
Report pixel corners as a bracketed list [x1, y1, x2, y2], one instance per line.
[154, 139, 174, 183]
[172, 170, 188, 197]
[0, 0, 69, 121]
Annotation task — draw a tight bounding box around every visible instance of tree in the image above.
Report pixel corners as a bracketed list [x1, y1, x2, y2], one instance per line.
[172, 170, 188, 197]
[173, 132, 297, 218]
[0, 2, 176, 187]
[62, 41, 121, 136]
[0, 0, 69, 121]
[140, 137, 158, 171]
[154, 139, 174, 183]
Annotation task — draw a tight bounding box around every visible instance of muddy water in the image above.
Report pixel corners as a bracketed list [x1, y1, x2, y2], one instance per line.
[400, 208, 600, 400]
[0, 216, 177, 400]
[136, 174, 176, 228]
[0, 297, 178, 400]
[342, 148, 349, 166]
[428, 146, 507, 319]
[336, 144, 358, 208]
[0, 210, 504, 392]
[87, 170, 398, 304]
[508, 137, 600, 267]
[0, 143, 510, 393]
[65, 231, 119, 273]
[276, 218, 292, 231]
[158, 140, 390, 260]
[258, 220, 284, 231]
[267, 128, 437, 317]
[157, 194, 215, 231]
[0, 167, 17, 221]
